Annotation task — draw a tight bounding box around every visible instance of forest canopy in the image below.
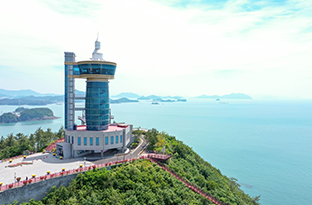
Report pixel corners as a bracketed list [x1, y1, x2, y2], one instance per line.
[0, 126, 64, 160]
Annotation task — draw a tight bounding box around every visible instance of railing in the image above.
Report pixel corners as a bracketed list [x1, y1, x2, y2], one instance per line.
[145, 154, 171, 160]
[0, 157, 143, 192]
[0, 155, 24, 163]
[45, 138, 65, 152]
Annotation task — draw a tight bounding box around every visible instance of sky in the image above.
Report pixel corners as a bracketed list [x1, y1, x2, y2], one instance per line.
[0, 0, 311, 99]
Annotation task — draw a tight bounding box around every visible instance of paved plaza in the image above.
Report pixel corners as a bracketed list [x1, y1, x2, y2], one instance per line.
[0, 153, 94, 185]
[0, 136, 146, 186]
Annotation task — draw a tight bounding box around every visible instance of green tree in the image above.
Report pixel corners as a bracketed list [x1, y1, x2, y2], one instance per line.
[57, 126, 65, 139]
[6, 133, 15, 147]
[35, 127, 44, 151]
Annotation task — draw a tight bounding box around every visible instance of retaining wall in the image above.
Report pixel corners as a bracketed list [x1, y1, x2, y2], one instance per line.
[1, 172, 80, 204]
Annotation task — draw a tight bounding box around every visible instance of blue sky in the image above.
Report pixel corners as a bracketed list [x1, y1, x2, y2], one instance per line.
[0, 0, 311, 99]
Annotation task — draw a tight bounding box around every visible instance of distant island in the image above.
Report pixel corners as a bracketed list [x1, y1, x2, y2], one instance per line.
[0, 96, 64, 105]
[195, 93, 252, 99]
[110, 98, 139, 104]
[110, 92, 185, 101]
[111, 92, 141, 99]
[0, 107, 59, 124]
[138, 95, 162, 100]
[153, 99, 175, 102]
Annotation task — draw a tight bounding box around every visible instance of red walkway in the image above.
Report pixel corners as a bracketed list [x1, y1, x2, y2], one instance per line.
[145, 153, 171, 161]
[45, 138, 64, 152]
[145, 155, 229, 205]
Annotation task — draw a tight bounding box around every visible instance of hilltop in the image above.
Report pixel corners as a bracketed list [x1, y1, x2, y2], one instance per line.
[18, 129, 259, 205]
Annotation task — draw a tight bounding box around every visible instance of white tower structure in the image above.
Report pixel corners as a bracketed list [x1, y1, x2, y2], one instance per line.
[60, 35, 134, 159]
[91, 33, 104, 60]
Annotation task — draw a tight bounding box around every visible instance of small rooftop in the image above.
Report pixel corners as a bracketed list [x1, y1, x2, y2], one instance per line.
[76, 124, 128, 132]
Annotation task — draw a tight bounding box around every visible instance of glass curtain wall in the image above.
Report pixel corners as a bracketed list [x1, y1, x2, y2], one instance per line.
[85, 81, 110, 130]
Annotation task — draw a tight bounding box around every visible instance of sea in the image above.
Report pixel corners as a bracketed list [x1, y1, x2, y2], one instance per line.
[0, 99, 311, 205]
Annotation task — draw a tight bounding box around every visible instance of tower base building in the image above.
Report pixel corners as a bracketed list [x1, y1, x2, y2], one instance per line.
[57, 37, 133, 159]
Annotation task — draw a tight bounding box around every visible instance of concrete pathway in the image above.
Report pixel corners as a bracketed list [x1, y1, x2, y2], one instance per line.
[0, 153, 93, 184]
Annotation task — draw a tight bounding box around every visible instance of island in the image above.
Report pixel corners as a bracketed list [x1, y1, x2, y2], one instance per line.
[195, 93, 252, 99]
[0, 107, 59, 124]
[110, 97, 139, 104]
[0, 96, 64, 105]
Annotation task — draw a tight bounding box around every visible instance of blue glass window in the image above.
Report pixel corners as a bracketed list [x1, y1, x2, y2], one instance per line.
[111, 136, 114, 144]
[84, 137, 87, 145]
[90, 137, 93, 146]
[72, 136, 74, 144]
[78, 137, 81, 145]
[85, 81, 110, 131]
[116, 136, 118, 143]
[105, 137, 108, 145]
[97, 137, 99, 146]
[120, 135, 122, 143]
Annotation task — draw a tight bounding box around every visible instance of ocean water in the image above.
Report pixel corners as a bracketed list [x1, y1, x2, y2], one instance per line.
[0, 100, 311, 205]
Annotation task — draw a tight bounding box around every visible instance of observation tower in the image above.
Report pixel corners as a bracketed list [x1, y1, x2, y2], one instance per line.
[58, 36, 133, 159]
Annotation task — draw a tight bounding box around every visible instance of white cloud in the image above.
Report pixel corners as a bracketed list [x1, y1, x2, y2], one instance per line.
[0, 0, 311, 98]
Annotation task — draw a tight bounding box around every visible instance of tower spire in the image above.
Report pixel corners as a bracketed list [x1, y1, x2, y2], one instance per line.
[92, 33, 103, 60]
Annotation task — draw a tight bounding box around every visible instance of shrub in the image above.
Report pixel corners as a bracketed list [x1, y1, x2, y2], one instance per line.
[23, 181, 27, 185]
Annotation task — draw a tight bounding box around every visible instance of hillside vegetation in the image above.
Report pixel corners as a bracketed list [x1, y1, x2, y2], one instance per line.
[18, 129, 259, 205]
[144, 129, 260, 204]
[19, 108, 53, 121]
[0, 127, 64, 160]
[0, 113, 19, 123]
[21, 160, 211, 205]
